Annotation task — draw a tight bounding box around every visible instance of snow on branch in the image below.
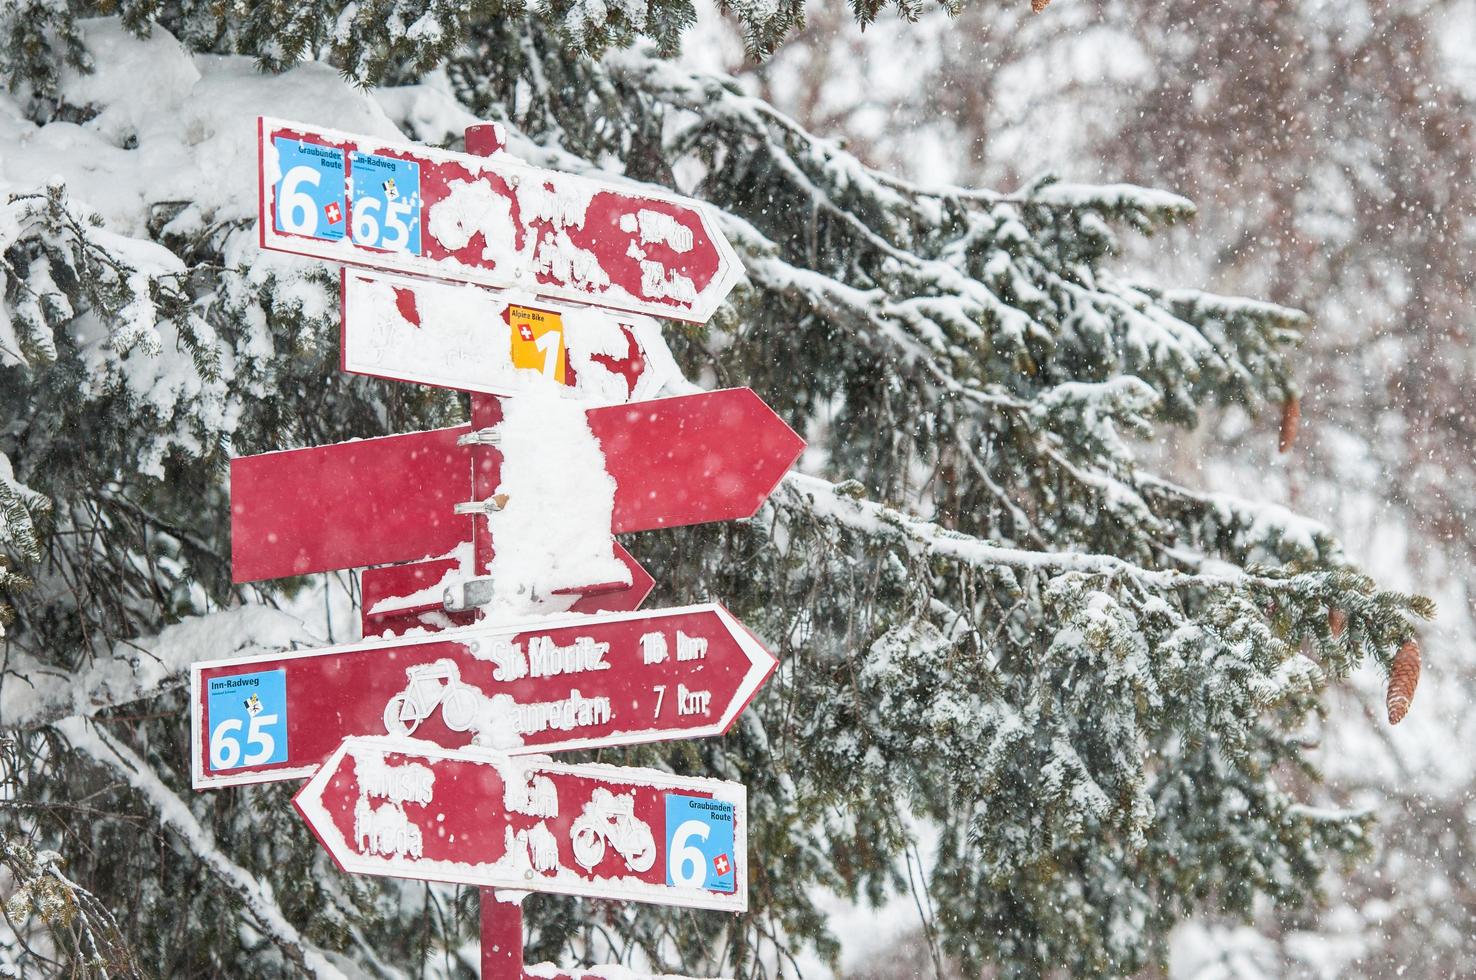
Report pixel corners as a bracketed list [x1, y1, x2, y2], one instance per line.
[775, 470, 1316, 594]
[601, 47, 1301, 411]
[0, 452, 49, 566]
[0, 831, 141, 976]
[55, 718, 348, 979]
[3, 186, 188, 362]
[2, 606, 314, 730]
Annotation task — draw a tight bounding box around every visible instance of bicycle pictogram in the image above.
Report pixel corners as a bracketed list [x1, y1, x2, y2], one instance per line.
[382, 659, 481, 737]
[571, 788, 656, 873]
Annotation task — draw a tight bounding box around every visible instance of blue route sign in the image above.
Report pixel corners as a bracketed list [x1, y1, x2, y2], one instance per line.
[271, 137, 346, 242]
[206, 669, 289, 771]
[665, 794, 737, 893]
[349, 151, 422, 254]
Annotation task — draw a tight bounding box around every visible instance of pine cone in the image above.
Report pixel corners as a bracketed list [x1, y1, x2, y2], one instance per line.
[1031, 0, 1051, 10]
[1386, 639, 1421, 725]
[1328, 607, 1347, 639]
[1278, 397, 1301, 454]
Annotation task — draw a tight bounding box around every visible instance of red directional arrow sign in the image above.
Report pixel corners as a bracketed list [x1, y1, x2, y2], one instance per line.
[190, 603, 776, 789]
[229, 387, 803, 583]
[259, 117, 742, 324]
[294, 737, 748, 911]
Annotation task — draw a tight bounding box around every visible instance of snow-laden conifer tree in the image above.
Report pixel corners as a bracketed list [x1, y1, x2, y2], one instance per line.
[0, 3, 1431, 977]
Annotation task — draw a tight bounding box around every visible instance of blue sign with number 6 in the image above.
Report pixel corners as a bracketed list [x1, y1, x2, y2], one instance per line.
[349, 152, 422, 254]
[207, 669, 288, 770]
[272, 137, 347, 242]
[665, 794, 737, 893]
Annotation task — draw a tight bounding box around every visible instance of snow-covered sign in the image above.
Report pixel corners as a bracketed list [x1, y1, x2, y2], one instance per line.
[357, 542, 656, 639]
[294, 737, 748, 911]
[190, 603, 778, 789]
[259, 117, 742, 324]
[340, 269, 677, 404]
[228, 388, 805, 583]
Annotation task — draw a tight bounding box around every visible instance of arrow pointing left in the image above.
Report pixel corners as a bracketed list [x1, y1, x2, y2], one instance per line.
[294, 737, 748, 911]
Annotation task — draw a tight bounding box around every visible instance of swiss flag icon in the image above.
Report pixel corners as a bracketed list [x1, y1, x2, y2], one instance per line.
[713, 853, 731, 877]
[518, 323, 535, 342]
[324, 201, 342, 224]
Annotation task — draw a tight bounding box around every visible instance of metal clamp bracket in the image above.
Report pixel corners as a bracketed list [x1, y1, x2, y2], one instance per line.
[444, 577, 500, 612]
[455, 494, 509, 516]
[457, 428, 501, 447]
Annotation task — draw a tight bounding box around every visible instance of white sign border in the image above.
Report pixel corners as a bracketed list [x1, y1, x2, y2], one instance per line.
[190, 601, 779, 790]
[257, 116, 744, 325]
[294, 736, 749, 912]
[338, 268, 679, 404]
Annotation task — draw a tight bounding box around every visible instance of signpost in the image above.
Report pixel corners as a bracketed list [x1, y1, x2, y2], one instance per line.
[293, 737, 748, 912]
[197, 117, 793, 978]
[191, 603, 778, 789]
[259, 117, 743, 323]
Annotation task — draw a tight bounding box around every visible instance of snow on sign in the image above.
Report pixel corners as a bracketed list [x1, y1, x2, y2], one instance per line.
[357, 541, 656, 639]
[259, 117, 742, 323]
[340, 269, 676, 403]
[229, 387, 805, 583]
[189, 603, 778, 789]
[294, 737, 748, 911]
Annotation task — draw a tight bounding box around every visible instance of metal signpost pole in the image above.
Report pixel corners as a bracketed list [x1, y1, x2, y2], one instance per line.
[465, 124, 530, 980]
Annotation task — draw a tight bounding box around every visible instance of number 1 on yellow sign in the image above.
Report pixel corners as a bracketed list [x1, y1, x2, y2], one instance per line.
[508, 305, 567, 383]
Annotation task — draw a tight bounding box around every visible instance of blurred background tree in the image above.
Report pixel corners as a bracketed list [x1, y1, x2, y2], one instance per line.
[723, 0, 1476, 973]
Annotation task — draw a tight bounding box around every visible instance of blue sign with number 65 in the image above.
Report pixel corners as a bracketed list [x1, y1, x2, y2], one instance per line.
[207, 670, 288, 770]
[272, 137, 346, 242]
[665, 794, 737, 893]
[349, 152, 422, 254]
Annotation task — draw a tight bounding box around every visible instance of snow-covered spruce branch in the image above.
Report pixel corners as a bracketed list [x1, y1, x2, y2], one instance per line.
[736, 243, 1034, 377]
[1134, 471, 1341, 563]
[775, 470, 1331, 594]
[2, 606, 314, 730]
[605, 48, 1198, 227]
[734, 241, 1173, 471]
[5, 188, 191, 363]
[0, 830, 140, 977]
[54, 718, 347, 980]
[0, 451, 49, 638]
[0, 458, 49, 565]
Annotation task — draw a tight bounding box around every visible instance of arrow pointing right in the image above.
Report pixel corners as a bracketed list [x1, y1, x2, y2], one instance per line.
[191, 602, 778, 789]
[229, 388, 804, 583]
